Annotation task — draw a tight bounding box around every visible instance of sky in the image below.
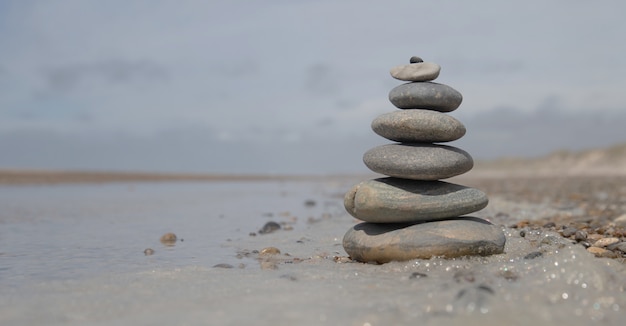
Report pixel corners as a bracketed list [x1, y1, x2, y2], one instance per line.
[1, 0, 625, 174]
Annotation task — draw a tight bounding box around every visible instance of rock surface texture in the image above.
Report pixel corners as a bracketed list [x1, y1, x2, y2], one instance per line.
[342, 56, 505, 263]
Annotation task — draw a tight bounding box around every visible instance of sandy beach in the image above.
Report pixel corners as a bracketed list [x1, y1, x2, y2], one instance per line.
[1, 171, 625, 325]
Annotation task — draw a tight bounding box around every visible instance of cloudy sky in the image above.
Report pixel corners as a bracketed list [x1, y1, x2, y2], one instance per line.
[1, 0, 625, 174]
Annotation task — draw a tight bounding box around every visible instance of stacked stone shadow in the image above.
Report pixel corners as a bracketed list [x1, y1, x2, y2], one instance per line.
[342, 57, 505, 263]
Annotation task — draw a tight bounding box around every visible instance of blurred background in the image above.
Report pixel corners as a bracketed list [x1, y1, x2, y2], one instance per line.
[1, 0, 625, 175]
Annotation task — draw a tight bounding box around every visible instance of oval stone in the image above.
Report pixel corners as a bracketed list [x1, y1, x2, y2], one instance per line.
[344, 178, 488, 223]
[343, 217, 506, 263]
[371, 110, 466, 143]
[389, 82, 462, 111]
[390, 62, 441, 82]
[363, 143, 473, 180]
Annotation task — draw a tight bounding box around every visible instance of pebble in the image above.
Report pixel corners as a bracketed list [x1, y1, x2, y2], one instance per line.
[371, 110, 466, 143]
[213, 263, 234, 269]
[587, 246, 608, 256]
[409, 272, 428, 279]
[259, 247, 281, 256]
[343, 217, 505, 263]
[259, 221, 281, 234]
[143, 248, 154, 256]
[561, 226, 578, 237]
[409, 56, 423, 63]
[593, 237, 620, 248]
[389, 62, 441, 82]
[607, 242, 626, 253]
[574, 230, 588, 241]
[363, 143, 473, 180]
[523, 251, 543, 260]
[160, 232, 177, 246]
[389, 82, 463, 111]
[343, 178, 488, 223]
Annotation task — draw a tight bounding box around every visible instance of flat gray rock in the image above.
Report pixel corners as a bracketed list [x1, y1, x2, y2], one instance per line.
[389, 82, 462, 111]
[344, 178, 488, 223]
[390, 62, 441, 82]
[363, 143, 473, 180]
[371, 110, 466, 143]
[343, 217, 506, 263]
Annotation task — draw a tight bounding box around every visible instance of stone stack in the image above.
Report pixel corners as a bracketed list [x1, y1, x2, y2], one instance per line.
[342, 56, 505, 264]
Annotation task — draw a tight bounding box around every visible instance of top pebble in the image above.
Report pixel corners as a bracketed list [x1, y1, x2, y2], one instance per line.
[390, 56, 441, 82]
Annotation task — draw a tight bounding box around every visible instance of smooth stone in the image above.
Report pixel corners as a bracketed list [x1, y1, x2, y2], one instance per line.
[343, 217, 506, 263]
[371, 110, 465, 143]
[344, 178, 488, 223]
[390, 62, 441, 82]
[363, 143, 473, 180]
[389, 82, 462, 111]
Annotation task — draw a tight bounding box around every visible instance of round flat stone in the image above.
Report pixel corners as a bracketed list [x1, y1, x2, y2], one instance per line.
[372, 110, 465, 143]
[363, 143, 473, 180]
[343, 217, 506, 263]
[390, 62, 441, 82]
[389, 82, 462, 112]
[344, 178, 488, 223]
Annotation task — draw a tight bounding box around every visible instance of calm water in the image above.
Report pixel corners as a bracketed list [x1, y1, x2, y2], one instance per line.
[0, 180, 346, 289]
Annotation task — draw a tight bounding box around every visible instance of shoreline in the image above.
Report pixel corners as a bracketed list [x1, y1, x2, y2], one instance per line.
[0, 169, 369, 185]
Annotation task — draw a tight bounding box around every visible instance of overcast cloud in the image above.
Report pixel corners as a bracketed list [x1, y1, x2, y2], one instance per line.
[1, 0, 625, 174]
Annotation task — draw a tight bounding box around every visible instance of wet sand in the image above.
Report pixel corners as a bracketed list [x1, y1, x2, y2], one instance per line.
[0, 172, 625, 325]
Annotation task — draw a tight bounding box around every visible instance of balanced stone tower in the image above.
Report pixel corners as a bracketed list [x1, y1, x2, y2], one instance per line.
[343, 56, 505, 263]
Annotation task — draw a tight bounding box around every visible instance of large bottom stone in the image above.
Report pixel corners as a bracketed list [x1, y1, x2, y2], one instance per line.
[343, 217, 505, 263]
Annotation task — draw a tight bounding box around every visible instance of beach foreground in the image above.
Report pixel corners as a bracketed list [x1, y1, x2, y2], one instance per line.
[1, 173, 625, 325]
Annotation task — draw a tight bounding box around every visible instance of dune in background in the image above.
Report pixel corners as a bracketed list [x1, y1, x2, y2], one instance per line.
[471, 142, 626, 177]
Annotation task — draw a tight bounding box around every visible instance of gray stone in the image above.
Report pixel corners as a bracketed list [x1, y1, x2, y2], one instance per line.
[344, 178, 488, 223]
[390, 62, 441, 82]
[371, 110, 465, 143]
[343, 217, 506, 263]
[389, 82, 462, 111]
[363, 143, 473, 180]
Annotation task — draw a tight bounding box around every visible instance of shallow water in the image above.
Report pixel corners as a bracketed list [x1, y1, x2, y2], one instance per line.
[0, 180, 346, 289]
[1, 178, 625, 325]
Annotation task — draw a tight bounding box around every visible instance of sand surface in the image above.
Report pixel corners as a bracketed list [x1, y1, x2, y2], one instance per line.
[1, 174, 625, 325]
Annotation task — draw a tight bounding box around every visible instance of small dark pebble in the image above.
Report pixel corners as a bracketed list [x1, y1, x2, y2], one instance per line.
[249, 232, 257, 236]
[524, 251, 543, 260]
[213, 263, 234, 269]
[409, 272, 428, 279]
[409, 56, 423, 64]
[562, 227, 578, 238]
[144, 248, 154, 256]
[543, 222, 556, 228]
[259, 221, 281, 234]
[519, 230, 526, 237]
[574, 230, 588, 242]
[580, 241, 591, 249]
[304, 199, 316, 207]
